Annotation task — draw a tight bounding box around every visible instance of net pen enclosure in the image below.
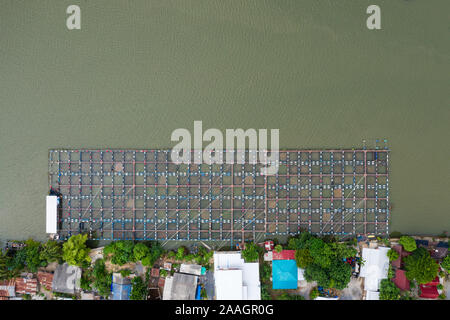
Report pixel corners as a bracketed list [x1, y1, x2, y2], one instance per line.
[48, 149, 390, 243]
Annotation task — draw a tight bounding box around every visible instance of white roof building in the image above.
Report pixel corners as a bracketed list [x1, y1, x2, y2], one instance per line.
[46, 196, 58, 234]
[213, 252, 261, 300]
[359, 247, 390, 292]
[365, 290, 380, 300]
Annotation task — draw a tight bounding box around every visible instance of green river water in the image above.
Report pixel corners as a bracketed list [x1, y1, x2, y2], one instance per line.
[0, 0, 449, 241]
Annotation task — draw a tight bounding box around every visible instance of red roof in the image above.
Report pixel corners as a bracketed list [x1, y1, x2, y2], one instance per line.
[273, 250, 296, 260]
[393, 269, 410, 291]
[0, 290, 10, 298]
[420, 284, 439, 299]
[423, 276, 440, 287]
[37, 271, 54, 291]
[15, 277, 38, 294]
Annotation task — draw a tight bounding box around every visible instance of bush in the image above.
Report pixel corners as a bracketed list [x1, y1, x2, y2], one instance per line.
[130, 276, 147, 300]
[399, 236, 417, 252]
[389, 231, 402, 239]
[441, 256, 450, 272]
[175, 247, 186, 261]
[160, 269, 168, 277]
[274, 245, 283, 253]
[120, 269, 132, 277]
[260, 263, 271, 283]
[437, 284, 443, 290]
[80, 268, 93, 291]
[309, 287, 319, 300]
[261, 283, 271, 300]
[62, 234, 91, 267]
[278, 292, 304, 300]
[92, 259, 112, 298]
[438, 294, 446, 300]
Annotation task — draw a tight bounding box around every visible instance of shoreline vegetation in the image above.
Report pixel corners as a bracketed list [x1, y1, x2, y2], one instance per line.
[0, 232, 448, 301]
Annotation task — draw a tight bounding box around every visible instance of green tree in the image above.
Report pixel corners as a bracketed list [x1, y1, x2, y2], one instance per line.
[92, 259, 112, 298]
[0, 251, 10, 280]
[130, 276, 147, 300]
[62, 234, 91, 267]
[387, 249, 399, 262]
[308, 238, 333, 269]
[288, 232, 313, 250]
[241, 242, 260, 262]
[141, 242, 164, 267]
[22, 239, 46, 272]
[399, 236, 417, 252]
[441, 255, 450, 272]
[304, 263, 330, 288]
[133, 243, 150, 262]
[379, 279, 401, 300]
[404, 247, 439, 284]
[39, 240, 62, 264]
[104, 240, 134, 266]
[295, 249, 313, 268]
[328, 260, 352, 290]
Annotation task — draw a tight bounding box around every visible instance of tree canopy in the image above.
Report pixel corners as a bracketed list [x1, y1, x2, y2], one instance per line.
[241, 242, 261, 262]
[40, 240, 62, 264]
[92, 259, 112, 298]
[294, 249, 313, 269]
[291, 232, 356, 290]
[441, 255, 450, 273]
[387, 248, 399, 262]
[103, 240, 134, 265]
[62, 234, 91, 267]
[130, 276, 148, 300]
[399, 236, 417, 252]
[379, 279, 401, 300]
[404, 247, 439, 284]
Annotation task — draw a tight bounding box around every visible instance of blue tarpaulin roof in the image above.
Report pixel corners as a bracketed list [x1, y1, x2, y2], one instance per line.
[272, 260, 298, 290]
[112, 283, 131, 300]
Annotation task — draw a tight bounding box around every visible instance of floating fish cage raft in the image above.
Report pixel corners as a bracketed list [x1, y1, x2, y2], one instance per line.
[49, 149, 389, 243]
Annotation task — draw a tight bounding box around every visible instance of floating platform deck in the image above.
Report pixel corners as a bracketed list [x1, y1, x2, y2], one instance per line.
[49, 149, 390, 243]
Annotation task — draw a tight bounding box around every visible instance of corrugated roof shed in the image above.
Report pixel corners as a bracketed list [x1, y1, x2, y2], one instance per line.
[37, 271, 54, 291]
[420, 285, 439, 299]
[15, 277, 38, 295]
[180, 264, 202, 276]
[163, 273, 198, 300]
[111, 283, 131, 300]
[0, 279, 16, 298]
[52, 263, 82, 294]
